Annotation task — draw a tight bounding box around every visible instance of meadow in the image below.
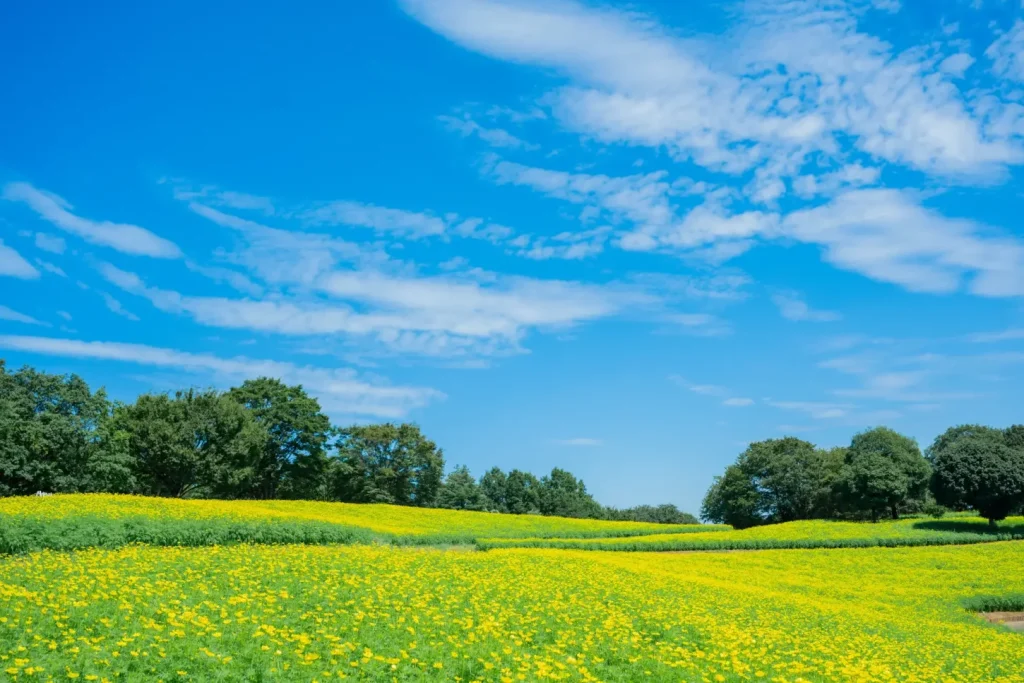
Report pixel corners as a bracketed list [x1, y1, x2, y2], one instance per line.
[0, 495, 722, 554]
[476, 515, 1024, 551]
[2, 495, 1024, 682]
[2, 542, 1024, 682]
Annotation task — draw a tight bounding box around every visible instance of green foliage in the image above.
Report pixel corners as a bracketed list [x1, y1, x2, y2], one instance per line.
[603, 503, 699, 525]
[931, 435, 1024, 525]
[105, 389, 266, 498]
[837, 427, 931, 521]
[331, 422, 444, 506]
[0, 514, 374, 555]
[700, 438, 841, 528]
[227, 378, 331, 499]
[0, 362, 132, 496]
[436, 465, 486, 511]
[537, 467, 602, 518]
[701, 464, 763, 529]
[479, 467, 508, 512]
[504, 469, 541, 514]
[924, 424, 1004, 463]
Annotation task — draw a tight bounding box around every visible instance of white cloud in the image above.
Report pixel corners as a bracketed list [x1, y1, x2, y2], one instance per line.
[938, 53, 975, 78]
[404, 0, 1022, 181]
[722, 397, 754, 407]
[968, 328, 1024, 343]
[986, 20, 1024, 83]
[0, 239, 40, 279]
[514, 226, 609, 260]
[782, 189, 1024, 296]
[3, 182, 182, 258]
[765, 400, 850, 419]
[0, 335, 443, 418]
[97, 260, 646, 359]
[35, 259, 67, 278]
[56, 311, 72, 321]
[0, 305, 47, 326]
[301, 200, 449, 239]
[34, 233, 66, 254]
[554, 437, 603, 447]
[100, 292, 140, 321]
[771, 292, 841, 322]
[791, 164, 881, 198]
[438, 113, 535, 149]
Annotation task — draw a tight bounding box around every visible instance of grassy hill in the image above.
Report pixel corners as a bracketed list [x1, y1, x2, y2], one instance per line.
[0, 494, 723, 554]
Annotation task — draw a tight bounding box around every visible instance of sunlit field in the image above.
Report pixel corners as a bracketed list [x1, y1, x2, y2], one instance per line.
[477, 515, 1024, 551]
[0, 495, 723, 554]
[2, 542, 1023, 682]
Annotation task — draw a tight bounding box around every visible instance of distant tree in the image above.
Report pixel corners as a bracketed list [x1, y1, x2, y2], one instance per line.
[106, 389, 265, 498]
[1004, 424, 1024, 452]
[331, 423, 444, 506]
[479, 467, 508, 512]
[924, 424, 1004, 463]
[701, 465, 763, 529]
[537, 467, 602, 518]
[836, 427, 931, 521]
[436, 465, 485, 511]
[604, 504, 699, 525]
[504, 469, 541, 514]
[0, 362, 133, 496]
[700, 437, 839, 528]
[227, 378, 331, 499]
[931, 436, 1024, 526]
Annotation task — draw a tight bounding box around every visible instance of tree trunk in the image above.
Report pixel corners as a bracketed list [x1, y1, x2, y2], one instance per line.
[989, 518, 998, 529]
[890, 505, 899, 520]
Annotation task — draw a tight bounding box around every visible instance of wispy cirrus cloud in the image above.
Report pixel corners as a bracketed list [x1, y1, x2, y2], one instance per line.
[0, 305, 47, 326]
[0, 335, 443, 418]
[0, 239, 39, 279]
[771, 292, 841, 322]
[3, 182, 182, 258]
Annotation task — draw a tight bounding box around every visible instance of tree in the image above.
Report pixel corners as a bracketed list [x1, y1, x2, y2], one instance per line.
[925, 424, 1003, 463]
[479, 467, 508, 512]
[931, 436, 1024, 526]
[537, 467, 602, 518]
[331, 423, 444, 506]
[701, 465, 763, 529]
[1004, 424, 1024, 452]
[504, 469, 541, 514]
[228, 378, 331, 499]
[436, 465, 485, 511]
[0, 362, 132, 496]
[699, 437, 838, 528]
[105, 389, 265, 498]
[604, 504, 699, 525]
[837, 427, 930, 521]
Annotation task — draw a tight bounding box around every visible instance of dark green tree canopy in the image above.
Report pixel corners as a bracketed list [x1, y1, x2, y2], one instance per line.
[106, 389, 265, 498]
[332, 422, 444, 506]
[931, 436, 1024, 525]
[537, 467, 602, 519]
[700, 437, 841, 527]
[479, 467, 508, 512]
[836, 427, 930, 521]
[227, 378, 331, 499]
[436, 465, 486, 511]
[0, 362, 131, 496]
[925, 424, 1004, 462]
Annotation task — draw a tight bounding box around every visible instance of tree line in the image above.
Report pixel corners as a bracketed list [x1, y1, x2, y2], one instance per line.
[0, 361, 697, 524]
[702, 425, 1024, 528]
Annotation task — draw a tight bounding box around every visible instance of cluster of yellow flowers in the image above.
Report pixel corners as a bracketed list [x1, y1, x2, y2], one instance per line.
[0, 494, 714, 542]
[479, 515, 1024, 551]
[2, 541, 1023, 682]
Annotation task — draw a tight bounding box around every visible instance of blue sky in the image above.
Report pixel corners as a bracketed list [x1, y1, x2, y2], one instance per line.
[1, 0, 1023, 513]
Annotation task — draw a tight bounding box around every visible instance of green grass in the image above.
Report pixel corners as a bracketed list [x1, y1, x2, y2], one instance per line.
[0, 494, 726, 554]
[476, 515, 1024, 551]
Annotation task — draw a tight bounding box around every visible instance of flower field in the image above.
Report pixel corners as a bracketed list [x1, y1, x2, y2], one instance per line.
[0, 495, 722, 554]
[2, 541, 1024, 682]
[476, 515, 1024, 551]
